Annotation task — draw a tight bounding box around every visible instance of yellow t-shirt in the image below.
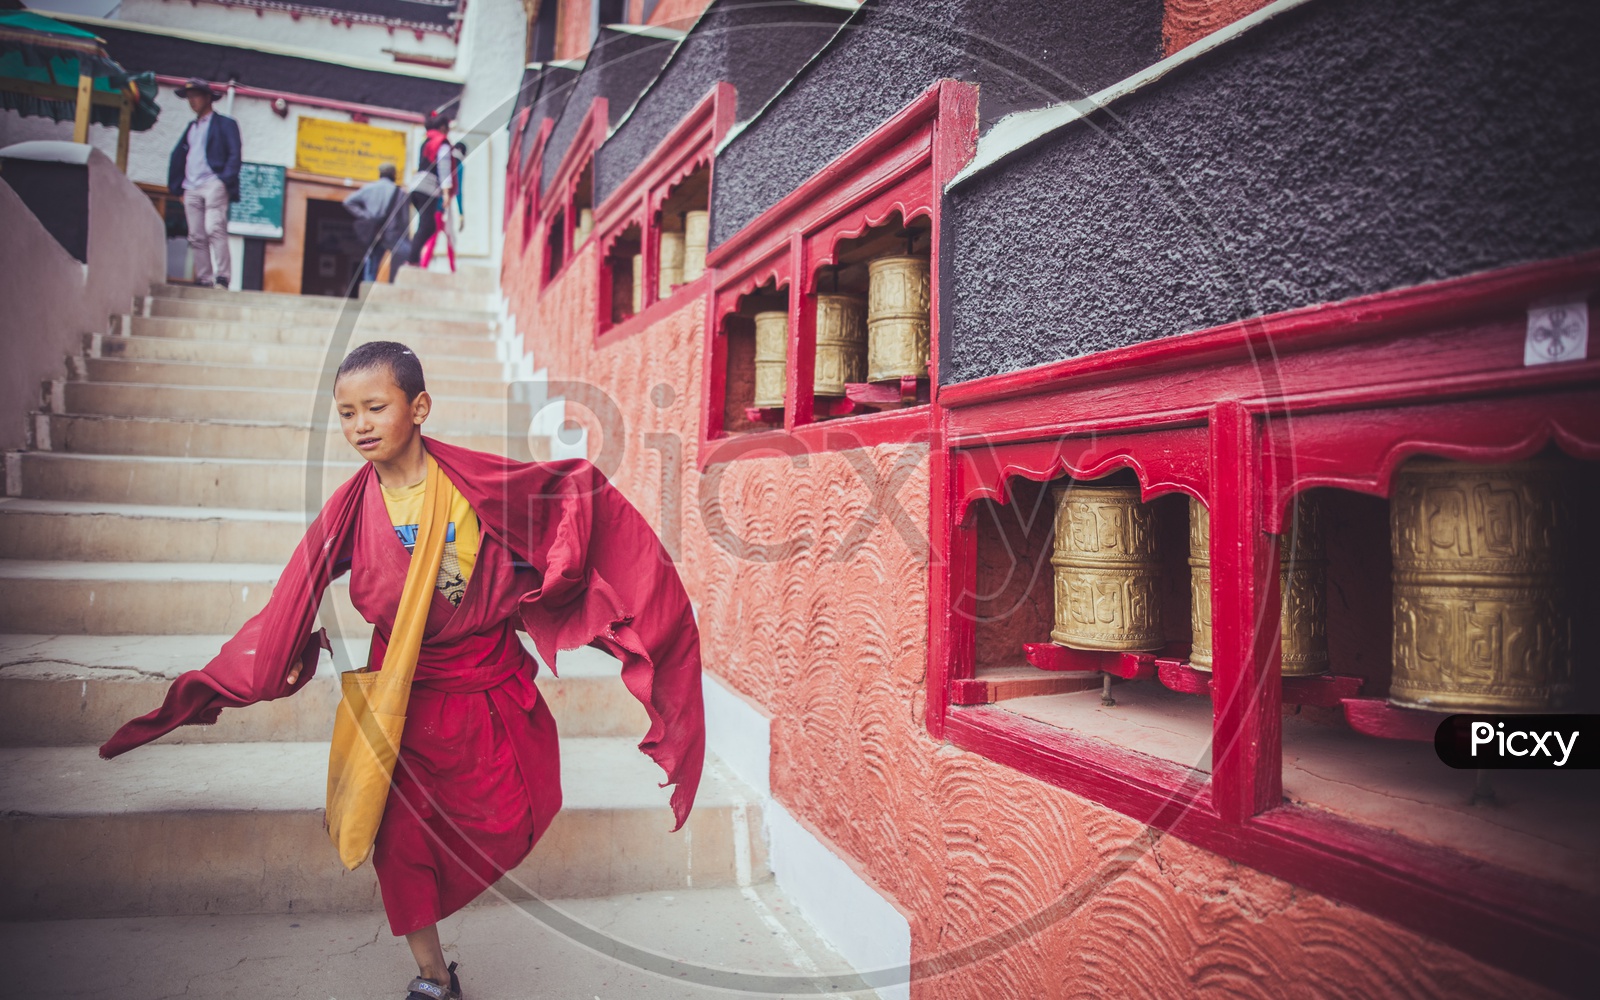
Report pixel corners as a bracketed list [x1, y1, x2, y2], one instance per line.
[381, 476, 480, 607]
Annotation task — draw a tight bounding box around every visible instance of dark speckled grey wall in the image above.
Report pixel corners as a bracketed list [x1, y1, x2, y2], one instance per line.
[943, 0, 1600, 384]
[595, 0, 850, 206]
[541, 27, 678, 195]
[710, 0, 1163, 247]
[531, 65, 582, 136]
[516, 65, 580, 172]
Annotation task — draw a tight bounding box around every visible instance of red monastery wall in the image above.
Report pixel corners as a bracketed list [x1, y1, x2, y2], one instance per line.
[647, 0, 715, 30]
[498, 203, 1556, 996]
[552, 0, 599, 61]
[1162, 0, 1278, 54]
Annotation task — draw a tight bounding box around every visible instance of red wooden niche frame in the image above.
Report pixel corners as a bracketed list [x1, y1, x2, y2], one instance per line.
[697, 79, 978, 470]
[515, 117, 555, 251]
[592, 83, 735, 346]
[505, 107, 531, 226]
[537, 97, 608, 288]
[520, 109, 553, 187]
[927, 251, 1600, 995]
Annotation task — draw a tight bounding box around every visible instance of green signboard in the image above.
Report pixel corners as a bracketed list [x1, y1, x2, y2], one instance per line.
[229, 161, 286, 239]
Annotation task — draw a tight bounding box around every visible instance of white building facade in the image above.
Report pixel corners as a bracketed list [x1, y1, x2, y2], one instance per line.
[2, 0, 529, 293]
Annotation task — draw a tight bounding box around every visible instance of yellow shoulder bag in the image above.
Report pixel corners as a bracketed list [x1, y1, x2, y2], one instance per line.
[325, 454, 453, 870]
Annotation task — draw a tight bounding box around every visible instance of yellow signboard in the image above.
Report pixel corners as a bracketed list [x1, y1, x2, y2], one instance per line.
[294, 117, 409, 181]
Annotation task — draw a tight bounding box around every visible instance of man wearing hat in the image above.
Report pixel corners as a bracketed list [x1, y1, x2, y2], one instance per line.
[167, 78, 243, 289]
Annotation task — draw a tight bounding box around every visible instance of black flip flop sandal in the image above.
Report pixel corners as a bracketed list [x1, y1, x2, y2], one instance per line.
[405, 962, 461, 1000]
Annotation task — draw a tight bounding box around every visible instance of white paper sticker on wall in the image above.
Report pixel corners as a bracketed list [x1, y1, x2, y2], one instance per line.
[1524, 299, 1589, 366]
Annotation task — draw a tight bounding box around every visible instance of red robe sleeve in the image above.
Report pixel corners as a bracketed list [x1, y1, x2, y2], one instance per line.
[98, 467, 372, 758]
[427, 439, 706, 831]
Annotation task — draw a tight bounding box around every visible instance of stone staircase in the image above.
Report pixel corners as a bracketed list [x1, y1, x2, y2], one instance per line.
[0, 269, 781, 946]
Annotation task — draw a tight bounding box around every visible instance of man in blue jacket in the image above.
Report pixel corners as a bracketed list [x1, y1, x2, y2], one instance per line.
[167, 78, 242, 289]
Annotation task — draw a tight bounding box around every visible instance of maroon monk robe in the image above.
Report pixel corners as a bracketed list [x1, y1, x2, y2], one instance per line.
[351, 467, 557, 933]
[101, 439, 705, 932]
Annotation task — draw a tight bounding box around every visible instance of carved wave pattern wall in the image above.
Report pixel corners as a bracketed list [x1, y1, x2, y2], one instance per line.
[501, 229, 1550, 997]
[1162, 0, 1277, 54]
[690, 442, 1546, 997]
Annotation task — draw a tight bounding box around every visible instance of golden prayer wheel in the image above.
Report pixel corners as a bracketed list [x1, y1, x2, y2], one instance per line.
[1188, 496, 1328, 675]
[1189, 499, 1213, 669]
[630, 253, 643, 315]
[1389, 458, 1573, 712]
[1051, 478, 1164, 651]
[813, 293, 867, 397]
[866, 255, 930, 383]
[683, 210, 708, 282]
[575, 208, 594, 247]
[658, 230, 685, 298]
[752, 310, 788, 409]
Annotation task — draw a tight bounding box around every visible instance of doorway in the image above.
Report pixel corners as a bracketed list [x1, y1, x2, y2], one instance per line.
[300, 198, 365, 297]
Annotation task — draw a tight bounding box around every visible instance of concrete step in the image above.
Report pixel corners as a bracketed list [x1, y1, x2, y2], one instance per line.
[83, 356, 506, 397]
[141, 293, 497, 328]
[0, 499, 307, 563]
[393, 263, 498, 294]
[31, 412, 521, 461]
[4, 451, 364, 510]
[149, 283, 344, 310]
[133, 301, 498, 340]
[0, 884, 868, 1000]
[0, 636, 652, 746]
[92, 333, 507, 379]
[0, 560, 365, 635]
[362, 281, 491, 311]
[56, 381, 517, 432]
[0, 739, 765, 919]
[0, 634, 344, 746]
[156, 278, 502, 313]
[128, 315, 501, 357]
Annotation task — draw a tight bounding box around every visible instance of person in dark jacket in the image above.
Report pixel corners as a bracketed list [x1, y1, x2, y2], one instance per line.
[166, 78, 242, 289]
[344, 163, 409, 283]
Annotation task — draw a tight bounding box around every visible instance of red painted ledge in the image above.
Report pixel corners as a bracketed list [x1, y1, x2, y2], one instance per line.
[939, 249, 1600, 410]
[594, 272, 713, 349]
[698, 405, 935, 468]
[944, 704, 1598, 997]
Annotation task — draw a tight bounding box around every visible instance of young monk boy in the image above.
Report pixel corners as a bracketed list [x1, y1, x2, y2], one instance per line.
[101, 341, 705, 1000]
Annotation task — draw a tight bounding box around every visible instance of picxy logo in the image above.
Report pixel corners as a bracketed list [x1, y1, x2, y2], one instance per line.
[1433, 715, 1598, 770]
[1469, 721, 1579, 767]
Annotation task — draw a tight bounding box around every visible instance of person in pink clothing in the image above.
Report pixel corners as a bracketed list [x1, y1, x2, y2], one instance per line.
[419, 141, 467, 272]
[408, 114, 455, 268]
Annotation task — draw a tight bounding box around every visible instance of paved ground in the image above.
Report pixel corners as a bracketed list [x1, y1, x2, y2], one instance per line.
[0, 885, 883, 999]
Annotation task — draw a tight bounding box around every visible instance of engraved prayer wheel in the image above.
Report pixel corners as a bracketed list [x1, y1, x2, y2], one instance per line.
[1389, 458, 1574, 712]
[752, 310, 788, 409]
[683, 210, 708, 282]
[1279, 496, 1329, 675]
[866, 255, 930, 383]
[813, 293, 867, 396]
[575, 208, 594, 247]
[1051, 479, 1164, 651]
[658, 230, 685, 298]
[614, 253, 638, 319]
[1188, 496, 1328, 675]
[1189, 499, 1213, 669]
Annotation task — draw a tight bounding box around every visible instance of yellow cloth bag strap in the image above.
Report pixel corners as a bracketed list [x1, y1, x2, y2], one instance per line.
[326, 454, 454, 870]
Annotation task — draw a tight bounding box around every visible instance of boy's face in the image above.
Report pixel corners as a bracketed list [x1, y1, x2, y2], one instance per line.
[333, 366, 430, 464]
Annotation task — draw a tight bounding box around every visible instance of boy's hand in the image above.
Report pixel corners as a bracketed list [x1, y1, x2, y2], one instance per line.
[286, 663, 302, 686]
